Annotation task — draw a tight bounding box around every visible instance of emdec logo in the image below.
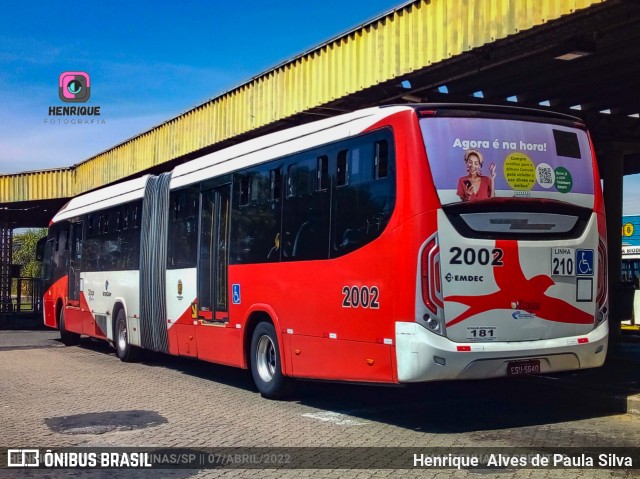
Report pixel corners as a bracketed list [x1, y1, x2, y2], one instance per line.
[59, 72, 91, 102]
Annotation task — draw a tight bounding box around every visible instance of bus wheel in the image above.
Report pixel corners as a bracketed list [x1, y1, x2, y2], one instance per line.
[59, 309, 80, 346]
[114, 309, 140, 362]
[250, 322, 294, 399]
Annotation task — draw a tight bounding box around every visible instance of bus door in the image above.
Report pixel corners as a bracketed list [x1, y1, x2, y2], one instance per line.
[64, 221, 84, 333]
[197, 184, 231, 323]
[38, 236, 56, 327]
[68, 221, 83, 307]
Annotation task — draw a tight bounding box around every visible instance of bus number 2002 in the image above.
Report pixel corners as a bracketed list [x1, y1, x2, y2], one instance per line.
[342, 286, 380, 309]
[450, 247, 504, 266]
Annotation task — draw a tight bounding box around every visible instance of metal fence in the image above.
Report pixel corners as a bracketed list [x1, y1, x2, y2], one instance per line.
[3, 277, 43, 313]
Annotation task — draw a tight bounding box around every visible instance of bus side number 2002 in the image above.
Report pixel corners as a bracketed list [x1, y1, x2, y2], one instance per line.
[342, 286, 380, 309]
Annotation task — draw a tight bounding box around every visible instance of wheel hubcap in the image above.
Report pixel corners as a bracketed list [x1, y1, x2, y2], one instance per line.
[256, 335, 276, 383]
[117, 320, 127, 352]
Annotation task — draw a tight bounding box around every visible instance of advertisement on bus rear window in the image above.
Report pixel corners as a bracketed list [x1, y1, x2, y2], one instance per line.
[420, 117, 595, 208]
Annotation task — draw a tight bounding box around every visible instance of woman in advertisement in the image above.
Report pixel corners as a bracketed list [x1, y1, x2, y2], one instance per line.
[456, 149, 496, 202]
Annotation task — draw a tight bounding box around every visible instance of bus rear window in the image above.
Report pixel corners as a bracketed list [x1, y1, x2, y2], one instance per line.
[420, 116, 595, 209]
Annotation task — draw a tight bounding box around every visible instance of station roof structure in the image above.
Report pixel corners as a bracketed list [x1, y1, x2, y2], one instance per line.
[1, 0, 640, 228]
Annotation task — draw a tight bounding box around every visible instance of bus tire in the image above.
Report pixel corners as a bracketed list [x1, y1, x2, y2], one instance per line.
[59, 309, 80, 346]
[250, 322, 294, 399]
[114, 309, 140, 362]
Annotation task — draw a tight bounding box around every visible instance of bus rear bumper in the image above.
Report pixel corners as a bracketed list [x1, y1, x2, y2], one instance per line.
[395, 321, 608, 382]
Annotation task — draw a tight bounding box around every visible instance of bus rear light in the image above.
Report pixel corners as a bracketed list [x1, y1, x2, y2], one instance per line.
[419, 234, 447, 337]
[457, 346, 471, 352]
[421, 236, 443, 314]
[595, 236, 608, 325]
[578, 338, 589, 344]
[434, 260, 442, 302]
[417, 109, 437, 118]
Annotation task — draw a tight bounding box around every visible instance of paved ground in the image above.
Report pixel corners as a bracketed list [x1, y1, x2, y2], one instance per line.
[1, 329, 640, 478]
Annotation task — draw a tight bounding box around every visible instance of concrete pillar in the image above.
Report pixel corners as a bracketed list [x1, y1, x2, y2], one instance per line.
[599, 149, 624, 339]
[0, 224, 13, 313]
[601, 149, 624, 286]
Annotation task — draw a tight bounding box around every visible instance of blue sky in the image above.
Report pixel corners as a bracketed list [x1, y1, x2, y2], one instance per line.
[0, 1, 400, 171]
[1, 0, 639, 214]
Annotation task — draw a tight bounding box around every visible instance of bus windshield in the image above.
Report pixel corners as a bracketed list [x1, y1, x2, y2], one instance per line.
[420, 116, 595, 208]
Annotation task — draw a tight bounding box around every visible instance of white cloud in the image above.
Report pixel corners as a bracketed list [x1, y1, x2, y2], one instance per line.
[0, 112, 167, 173]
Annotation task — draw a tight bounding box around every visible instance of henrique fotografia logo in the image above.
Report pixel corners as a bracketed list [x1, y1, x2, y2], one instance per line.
[46, 71, 105, 125]
[59, 71, 91, 102]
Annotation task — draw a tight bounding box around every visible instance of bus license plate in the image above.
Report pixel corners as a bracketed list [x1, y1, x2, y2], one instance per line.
[507, 360, 541, 376]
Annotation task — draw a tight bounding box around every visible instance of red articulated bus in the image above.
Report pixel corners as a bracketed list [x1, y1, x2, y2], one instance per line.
[39, 104, 609, 398]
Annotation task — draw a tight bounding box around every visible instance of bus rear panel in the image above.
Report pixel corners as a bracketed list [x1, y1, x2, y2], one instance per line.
[396, 106, 607, 382]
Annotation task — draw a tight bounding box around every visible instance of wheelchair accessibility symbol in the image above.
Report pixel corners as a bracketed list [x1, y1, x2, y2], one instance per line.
[576, 249, 594, 276]
[232, 284, 241, 304]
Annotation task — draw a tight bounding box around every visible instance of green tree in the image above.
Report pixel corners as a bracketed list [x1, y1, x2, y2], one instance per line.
[13, 228, 47, 278]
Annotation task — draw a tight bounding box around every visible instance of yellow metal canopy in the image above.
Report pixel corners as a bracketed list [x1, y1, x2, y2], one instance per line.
[0, 0, 604, 206]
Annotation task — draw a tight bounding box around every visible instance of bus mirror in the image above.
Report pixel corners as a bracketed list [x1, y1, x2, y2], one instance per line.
[35, 236, 46, 261]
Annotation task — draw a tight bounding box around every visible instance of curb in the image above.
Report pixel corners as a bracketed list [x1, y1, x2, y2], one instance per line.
[522, 366, 640, 417]
[626, 394, 640, 416]
[0, 319, 47, 330]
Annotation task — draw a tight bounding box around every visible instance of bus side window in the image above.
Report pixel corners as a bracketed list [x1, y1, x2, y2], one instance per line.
[238, 175, 250, 206]
[336, 150, 348, 187]
[317, 155, 329, 191]
[374, 140, 389, 179]
[231, 167, 282, 264]
[282, 155, 329, 261]
[331, 134, 395, 258]
[43, 239, 55, 280]
[287, 164, 298, 198]
[270, 168, 281, 201]
[167, 187, 198, 269]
